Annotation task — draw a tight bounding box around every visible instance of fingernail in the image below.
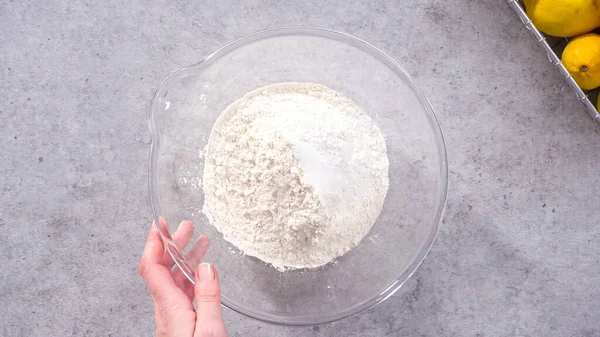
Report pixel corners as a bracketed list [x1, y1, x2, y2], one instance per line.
[197, 263, 215, 281]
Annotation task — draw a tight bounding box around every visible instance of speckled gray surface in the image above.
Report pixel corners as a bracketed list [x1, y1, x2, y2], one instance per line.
[1, 1, 599, 336]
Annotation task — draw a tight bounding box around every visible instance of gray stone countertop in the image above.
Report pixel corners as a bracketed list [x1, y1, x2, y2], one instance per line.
[1, 1, 599, 336]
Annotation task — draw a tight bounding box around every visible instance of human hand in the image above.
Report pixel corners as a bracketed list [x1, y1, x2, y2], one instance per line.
[139, 219, 228, 337]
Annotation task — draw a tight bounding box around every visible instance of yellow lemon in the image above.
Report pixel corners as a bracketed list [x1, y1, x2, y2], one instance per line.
[524, 0, 600, 37]
[562, 33, 600, 90]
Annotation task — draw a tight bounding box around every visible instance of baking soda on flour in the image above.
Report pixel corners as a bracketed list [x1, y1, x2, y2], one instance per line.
[202, 82, 389, 270]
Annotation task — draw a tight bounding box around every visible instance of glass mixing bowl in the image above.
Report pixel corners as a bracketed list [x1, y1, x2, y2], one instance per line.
[148, 28, 448, 325]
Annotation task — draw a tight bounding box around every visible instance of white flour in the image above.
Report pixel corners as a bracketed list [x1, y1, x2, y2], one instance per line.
[202, 83, 389, 270]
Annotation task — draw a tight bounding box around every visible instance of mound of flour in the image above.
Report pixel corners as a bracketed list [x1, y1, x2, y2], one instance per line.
[202, 82, 389, 270]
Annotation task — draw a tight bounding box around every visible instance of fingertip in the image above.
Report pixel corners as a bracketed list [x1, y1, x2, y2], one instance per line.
[140, 229, 165, 276]
[172, 220, 195, 251]
[195, 262, 217, 282]
[146, 221, 162, 244]
[179, 220, 194, 229]
[177, 220, 194, 237]
[150, 220, 157, 231]
[194, 235, 210, 248]
[158, 217, 168, 232]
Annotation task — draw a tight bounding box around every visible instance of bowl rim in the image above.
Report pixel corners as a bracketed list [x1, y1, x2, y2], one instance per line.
[148, 26, 449, 326]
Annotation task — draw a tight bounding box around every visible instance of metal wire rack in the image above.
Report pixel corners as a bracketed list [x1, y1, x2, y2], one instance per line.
[507, 0, 600, 127]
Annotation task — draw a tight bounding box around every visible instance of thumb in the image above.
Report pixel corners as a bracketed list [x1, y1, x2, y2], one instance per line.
[194, 263, 227, 337]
